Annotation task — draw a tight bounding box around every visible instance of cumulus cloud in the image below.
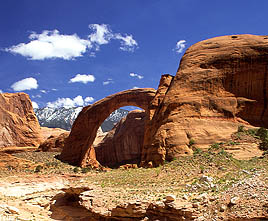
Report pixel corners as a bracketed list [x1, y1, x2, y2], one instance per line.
[6, 30, 92, 60]
[103, 78, 113, 85]
[69, 74, 95, 84]
[88, 24, 112, 45]
[0, 89, 3, 93]
[115, 34, 138, 52]
[174, 40, 186, 53]
[129, 73, 144, 79]
[132, 86, 139, 89]
[40, 90, 47, 93]
[5, 25, 138, 60]
[47, 95, 94, 108]
[51, 88, 58, 91]
[11, 77, 38, 91]
[84, 96, 94, 104]
[32, 101, 39, 109]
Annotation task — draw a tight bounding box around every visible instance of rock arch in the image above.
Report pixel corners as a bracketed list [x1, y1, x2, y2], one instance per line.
[59, 88, 156, 167]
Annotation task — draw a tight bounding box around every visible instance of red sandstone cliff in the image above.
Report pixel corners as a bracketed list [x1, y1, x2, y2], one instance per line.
[0, 92, 42, 147]
[141, 34, 268, 166]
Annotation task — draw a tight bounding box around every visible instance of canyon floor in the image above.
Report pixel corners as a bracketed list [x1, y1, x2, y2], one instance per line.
[0, 130, 267, 220]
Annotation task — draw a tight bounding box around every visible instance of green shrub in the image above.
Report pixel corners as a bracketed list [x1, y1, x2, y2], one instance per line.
[209, 143, 221, 150]
[81, 167, 91, 173]
[73, 167, 79, 173]
[188, 139, 195, 147]
[237, 125, 245, 133]
[35, 165, 42, 173]
[256, 127, 268, 140]
[246, 128, 258, 137]
[257, 127, 268, 150]
[193, 147, 202, 155]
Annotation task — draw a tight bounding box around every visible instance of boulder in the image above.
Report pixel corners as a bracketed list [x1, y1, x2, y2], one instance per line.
[38, 132, 69, 152]
[95, 110, 146, 167]
[0, 92, 42, 147]
[141, 34, 268, 166]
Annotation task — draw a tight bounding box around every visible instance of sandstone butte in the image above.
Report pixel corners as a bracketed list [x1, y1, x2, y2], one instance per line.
[60, 34, 268, 168]
[0, 92, 42, 147]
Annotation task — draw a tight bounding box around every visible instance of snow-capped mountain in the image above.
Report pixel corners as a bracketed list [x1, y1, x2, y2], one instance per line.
[34, 107, 128, 132]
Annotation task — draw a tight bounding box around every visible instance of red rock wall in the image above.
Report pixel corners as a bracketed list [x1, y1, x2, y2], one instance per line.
[95, 110, 145, 168]
[0, 93, 42, 147]
[141, 34, 268, 166]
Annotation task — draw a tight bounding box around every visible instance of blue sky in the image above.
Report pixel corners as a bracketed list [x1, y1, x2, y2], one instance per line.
[0, 0, 268, 108]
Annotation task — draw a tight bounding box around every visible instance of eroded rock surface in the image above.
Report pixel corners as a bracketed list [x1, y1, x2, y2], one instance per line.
[59, 88, 156, 167]
[95, 110, 146, 168]
[38, 132, 69, 152]
[0, 92, 42, 147]
[141, 34, 268, 166]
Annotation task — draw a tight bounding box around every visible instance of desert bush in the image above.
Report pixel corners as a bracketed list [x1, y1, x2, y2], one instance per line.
[256, 127, 268, 150]
[73, 167, 79, 173]
[188, 139, 196, 147]
[237, 125, 245, 133]
[35, 165, 43, 173]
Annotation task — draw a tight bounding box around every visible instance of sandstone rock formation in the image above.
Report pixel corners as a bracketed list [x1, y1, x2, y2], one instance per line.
[141, 34, 268, 166]
[38, 132, 69, 152]
[39, 127, 105, 152]
[95, 110, 146, 168]
[59, 34, 268, 168]
[0, 93, 42, 147]
[59, 88, 156, 167]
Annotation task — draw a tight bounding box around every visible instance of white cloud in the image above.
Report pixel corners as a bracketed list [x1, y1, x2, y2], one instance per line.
[32, 94, 41, 98]
[115, 34, 138, 52]
[51, 88, 58, 91]
[0, 89, 3, 93]
[129, 72, 144, 79]
[174, 40, 186, 53]
[103, 78, 113, 85]
[40, 90, 47, 93]
[47, 95, 94, 108]
[132, 86, 139, 89]
[88, 24, 112, 45]
[6, 25, 138, 60]
[69, 74, 95, 84]
[32, 101, 39, 109]
[85, 96, 94, 105]
[6, 30, 92, 60]
[11, 77, 38, 91]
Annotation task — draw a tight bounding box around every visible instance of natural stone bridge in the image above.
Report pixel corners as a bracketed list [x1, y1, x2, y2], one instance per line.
[59, 88, 156, 167]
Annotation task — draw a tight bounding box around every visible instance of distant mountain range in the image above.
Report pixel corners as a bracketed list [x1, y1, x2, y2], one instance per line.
[34, 107, 129, 132]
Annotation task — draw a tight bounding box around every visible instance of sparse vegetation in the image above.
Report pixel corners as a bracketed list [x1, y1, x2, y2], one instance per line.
[34, 165, 43, 173]
[188, 138, 196, 147]
[257, 127, 268, 150]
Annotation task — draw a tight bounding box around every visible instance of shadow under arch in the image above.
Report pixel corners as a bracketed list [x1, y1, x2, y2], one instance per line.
[59, 88, 156, 167]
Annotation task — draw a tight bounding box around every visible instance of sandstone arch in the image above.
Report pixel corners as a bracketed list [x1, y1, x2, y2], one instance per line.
[59, 88, 156, 167]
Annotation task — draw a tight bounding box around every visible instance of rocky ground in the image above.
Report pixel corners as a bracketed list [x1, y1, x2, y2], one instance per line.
[0, 130, 267, 220]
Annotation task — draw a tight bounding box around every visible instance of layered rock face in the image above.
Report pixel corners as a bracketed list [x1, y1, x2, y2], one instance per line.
[141, 34, 268, 166]
[59, 88, 156, 167]
[0, 93, 42, 147]
[95, 110, 146, 167]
